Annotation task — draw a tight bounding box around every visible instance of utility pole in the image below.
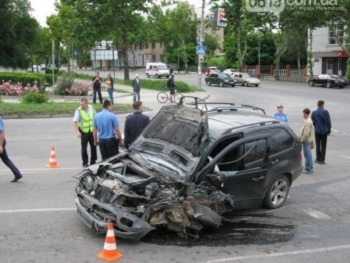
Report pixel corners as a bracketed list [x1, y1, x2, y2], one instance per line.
[52, 40, 55, 88]
[197, 0, 205, 90]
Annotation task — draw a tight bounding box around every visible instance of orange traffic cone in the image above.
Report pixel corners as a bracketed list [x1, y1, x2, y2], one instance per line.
[46, 147, 59, 168]
[97, 222, 123, 262]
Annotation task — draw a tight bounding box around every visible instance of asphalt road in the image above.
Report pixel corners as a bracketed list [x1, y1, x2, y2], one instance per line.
[0, 77, 350, 263]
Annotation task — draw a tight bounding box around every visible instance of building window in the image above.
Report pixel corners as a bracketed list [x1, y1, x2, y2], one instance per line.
[152, 43, 155, 48]
[329, 25, 344, 45]
[145, 43, 149, 49]
[160, 42, 163, 48]
[152, 55, 156, 62]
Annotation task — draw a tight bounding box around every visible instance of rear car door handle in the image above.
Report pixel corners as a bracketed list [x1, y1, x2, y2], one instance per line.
[252, 176, 265, 182]
[271, 159, 279, 165]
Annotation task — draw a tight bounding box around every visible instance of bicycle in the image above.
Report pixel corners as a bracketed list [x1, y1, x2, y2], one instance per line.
[157, 88, 183, 104]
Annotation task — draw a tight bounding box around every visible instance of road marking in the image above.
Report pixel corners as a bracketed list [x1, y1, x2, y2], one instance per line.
[200, 244, 350, 262]
[0, 208, 76, 214]
[340, 155, 350, 159]
[304, 208, 331, 220]
[0, 167, 81, 174]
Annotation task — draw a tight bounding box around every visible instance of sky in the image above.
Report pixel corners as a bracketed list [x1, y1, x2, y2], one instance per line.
[29, 0, 205, 27]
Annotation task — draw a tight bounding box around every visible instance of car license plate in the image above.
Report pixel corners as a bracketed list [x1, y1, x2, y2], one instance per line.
[77, 207, 93, 228]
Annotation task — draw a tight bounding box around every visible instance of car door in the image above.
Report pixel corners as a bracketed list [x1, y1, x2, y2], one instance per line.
[212, 74, 219, 85]
[219, 138, 269, 208]
[195, 134, 269, 209]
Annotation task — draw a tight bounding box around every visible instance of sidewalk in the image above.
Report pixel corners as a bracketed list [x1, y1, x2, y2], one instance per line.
[0, 83, 210, 115]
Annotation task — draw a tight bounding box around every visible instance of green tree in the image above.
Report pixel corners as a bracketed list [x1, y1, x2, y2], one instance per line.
[0, 0, 40, 68]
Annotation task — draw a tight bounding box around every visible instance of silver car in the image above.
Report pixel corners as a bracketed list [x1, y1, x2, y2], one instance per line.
[233, 72, 261, 87]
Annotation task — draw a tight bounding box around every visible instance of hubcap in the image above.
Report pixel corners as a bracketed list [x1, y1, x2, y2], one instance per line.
[270, 179, 288, 206]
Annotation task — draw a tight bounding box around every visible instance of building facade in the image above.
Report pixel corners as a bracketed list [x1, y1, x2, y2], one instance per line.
[311, 26, 348, 76]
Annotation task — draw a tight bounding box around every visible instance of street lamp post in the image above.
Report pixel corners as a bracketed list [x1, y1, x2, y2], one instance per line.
[258, 41, 261, 79]
[198, 0, 205, 90]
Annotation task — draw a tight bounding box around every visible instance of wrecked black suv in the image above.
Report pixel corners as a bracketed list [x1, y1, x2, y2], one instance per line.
[74, 97, 302, 240]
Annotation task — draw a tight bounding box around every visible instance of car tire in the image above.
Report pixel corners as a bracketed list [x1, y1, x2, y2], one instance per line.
[231, 84, 235, 87]
[244, 82, 248, 87]
[308, 80, 314, 87]
[255, 84, 259, 87]
[219, 82, 223, 87]
[191, 203, 222, 228]
[326, 82, 331, 88]
[339, 86, 344, 89]
[263, 174, 290, 209]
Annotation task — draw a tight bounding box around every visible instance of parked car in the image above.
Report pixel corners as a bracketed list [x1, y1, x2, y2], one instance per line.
[233, 72, 261, 87]
[74, 97, 302, 240]
[223, 69, 237, 76]
[205, 73, 236, 87]
[308, 74, 347, 89]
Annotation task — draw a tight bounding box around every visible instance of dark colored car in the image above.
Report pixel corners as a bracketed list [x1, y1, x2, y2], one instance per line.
[74, 97, 302, 240]
[205, 73, 235, 87]
[308, 74, 348, 88]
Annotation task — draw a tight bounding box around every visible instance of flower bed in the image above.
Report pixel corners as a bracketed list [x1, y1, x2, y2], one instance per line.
[0, 82, 39, 96]
[64, 82, 91, 96]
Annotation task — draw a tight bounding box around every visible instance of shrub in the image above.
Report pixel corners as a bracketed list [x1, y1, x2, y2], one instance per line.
[55, 73, 75, 95]
[64, 82, 92, 96]
[21, 91, 49, 104]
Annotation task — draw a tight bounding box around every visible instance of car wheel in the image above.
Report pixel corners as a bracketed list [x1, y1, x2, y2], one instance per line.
[263, 174, 290, 209]
[308, 80, 314, 87]
[326, 82, 331, 88]
[339, 86, 344, 89]
[191, 203, 222, 228]
[208, 81, 211, 86]
[231, 84, 235, 87]
[244, 82, 248, 87]
[219, 82, 223, 87]
[255, 84, 259, 87]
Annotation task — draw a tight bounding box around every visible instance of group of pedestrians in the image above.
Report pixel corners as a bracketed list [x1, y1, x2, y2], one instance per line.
[92, 71, 114, 105]
[73, 97, 150, 167]
[273, 100, 331, 174]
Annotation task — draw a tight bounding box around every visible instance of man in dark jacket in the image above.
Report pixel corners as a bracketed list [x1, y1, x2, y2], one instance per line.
[124, 101, 151, 149]
[311, 100, 331, 164]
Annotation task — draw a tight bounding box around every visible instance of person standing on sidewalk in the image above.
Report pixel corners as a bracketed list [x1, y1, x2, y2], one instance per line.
[124, 101, 151, 150]
[311, 100, 331, 164]
[273, 104, 288, 123]
[299, 108, 314, 174]
[92, 71, 103, 104]
[0, 116, 23, 182]
[93, 100, 123, 160]
[73, 98, 97, 167]
[105, 72, 114, 104]
[132, 74, 141, 102]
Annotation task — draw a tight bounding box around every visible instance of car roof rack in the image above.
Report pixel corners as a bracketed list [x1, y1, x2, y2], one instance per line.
[222, 120, 280, 135]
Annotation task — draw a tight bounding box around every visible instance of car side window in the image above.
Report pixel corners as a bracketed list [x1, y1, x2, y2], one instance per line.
[239, 74, 242, 77]
[269, 128, 294, 154]
[243, 139, 267, 169]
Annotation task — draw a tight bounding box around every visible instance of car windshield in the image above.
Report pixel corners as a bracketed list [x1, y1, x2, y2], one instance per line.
[330, 74, 340, 78]
[242, 73, 251, 78]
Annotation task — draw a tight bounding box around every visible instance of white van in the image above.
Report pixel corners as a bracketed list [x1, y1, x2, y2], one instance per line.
[145, 63, 170, 78]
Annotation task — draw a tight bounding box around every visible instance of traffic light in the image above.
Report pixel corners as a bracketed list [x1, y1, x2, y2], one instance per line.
[217, 8, 227, 27]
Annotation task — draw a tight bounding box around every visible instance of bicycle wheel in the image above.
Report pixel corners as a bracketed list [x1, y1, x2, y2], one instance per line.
[174, 93, 183, 104]
[157, 92, 168, 103]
